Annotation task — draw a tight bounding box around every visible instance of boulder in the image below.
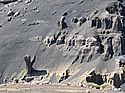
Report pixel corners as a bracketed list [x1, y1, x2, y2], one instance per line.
[62, 11, 68, 16]
[57, 16, 68, 30]
[77, 16, 87, 27]
[25, 77, 34, 82]
[56, 35, 65, 45]
[71, 17, 78, 23]
[49, 36, 56, 46]
[7, 9, 15, 16]
[25, 0, 32, 4]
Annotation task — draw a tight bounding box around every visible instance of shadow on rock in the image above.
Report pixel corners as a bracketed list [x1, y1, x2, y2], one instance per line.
[31, 69, 47, 76]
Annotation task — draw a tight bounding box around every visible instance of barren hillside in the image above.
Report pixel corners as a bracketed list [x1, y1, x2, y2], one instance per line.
[0, 0, 125, 92]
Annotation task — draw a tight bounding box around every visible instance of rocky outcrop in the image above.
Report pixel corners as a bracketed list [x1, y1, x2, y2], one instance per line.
[91, 17, 102, 29]
[40, 0, 125, 89]
[106, 1, 125, 16]
[102, 16, 113, 29]
[36, 1, 125, 88]
[71, 17, 78, 24]
[113, 16, 124, 32]
[65, 37, 75, 47]
[86, 56, 125, 88]
[80, 36, 103, 62]
[112, 34, 123, 57]
[7, 9, 15, 16]
[71, 16, 87, 27]
[57, 16, 68, 30]
[2, 0, 125, 91]
[0, 0, 17, 4]
[77, 17, 87, 27]
[103, 37, 114, 60]
[86, 71, 104, 85]
[56, 35, 65, 45]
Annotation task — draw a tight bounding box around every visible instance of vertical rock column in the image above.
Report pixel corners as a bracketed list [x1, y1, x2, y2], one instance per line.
[24, 55, 36, 77]
[104, 37, 114, 60]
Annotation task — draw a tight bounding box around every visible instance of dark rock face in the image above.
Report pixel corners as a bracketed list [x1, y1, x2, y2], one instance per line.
[24, 55, 36, 77]
[56, 35, 65, 45]
[106, 2, 119, 14]
[102, 17, 113, 29]
[0, 0, 17, 4]
[57, 16, 68, 30]
[71, 17, 79, 23]
[104, 37, 114, 60]
[71, 16, 86, 27]
[113, 16, 123, 31]
[106, 1, 125, 16]
[91, 17, 102, 29]
[86, 71, 104, 85]
[7, 10, 15, 16]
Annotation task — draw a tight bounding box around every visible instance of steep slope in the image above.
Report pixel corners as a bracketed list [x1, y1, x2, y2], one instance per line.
[0, 0, 109, 83]
[0, 0, 125, 90]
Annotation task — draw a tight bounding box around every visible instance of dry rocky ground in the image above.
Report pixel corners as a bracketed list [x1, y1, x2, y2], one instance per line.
[0, 0, 125, 93]
[0, 83, 124, 93]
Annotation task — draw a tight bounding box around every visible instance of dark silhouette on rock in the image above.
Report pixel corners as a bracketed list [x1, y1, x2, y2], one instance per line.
[0, 0, 17, 4]
[86, 71, 104, 85]
[57, 16, 68, 30]
[24, 55, 47, 77]
[24, 55, 36, 77]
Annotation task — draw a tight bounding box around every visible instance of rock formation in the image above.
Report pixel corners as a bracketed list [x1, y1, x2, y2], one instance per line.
[57, 16, 68, 30]
[24, 0, 125, 89]
[1, 0, 125, 92]
[24, 55, 36, 77]
[91, 17, 102, 29]
[41, 0, 125, 89]
[77, 16, 87, 27]
[71, 16, 87, 27]
[0, 0, 17, 4]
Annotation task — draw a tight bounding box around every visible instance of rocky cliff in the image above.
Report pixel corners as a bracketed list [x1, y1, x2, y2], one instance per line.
[0, 0, 125, 91]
